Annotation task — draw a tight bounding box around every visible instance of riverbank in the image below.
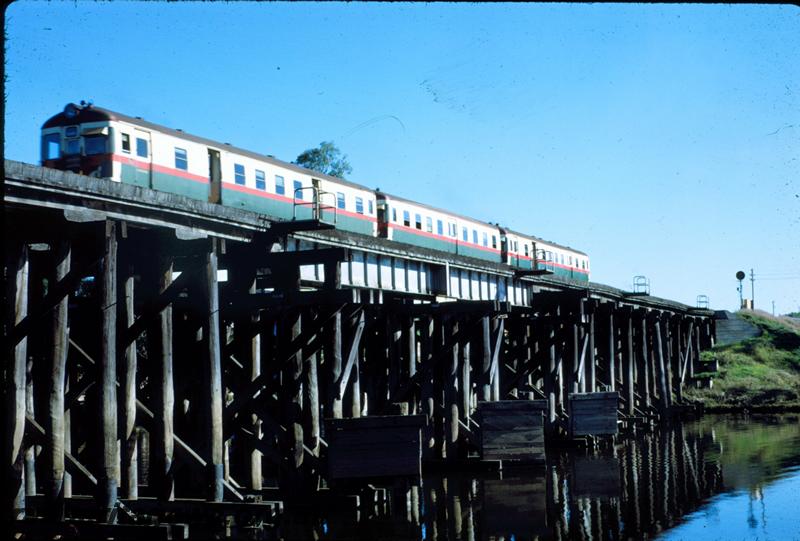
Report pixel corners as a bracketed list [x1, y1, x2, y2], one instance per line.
[685, 310, 800, 411]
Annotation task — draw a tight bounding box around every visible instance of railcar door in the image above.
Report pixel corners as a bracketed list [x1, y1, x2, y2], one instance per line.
[208, 148, 221, 204]
[133, 129, 152, 188]
[501, 235, 513, 266]
[376, 196, 388, 238]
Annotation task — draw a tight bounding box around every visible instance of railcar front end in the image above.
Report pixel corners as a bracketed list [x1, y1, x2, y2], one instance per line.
[41, 103, 116, 180]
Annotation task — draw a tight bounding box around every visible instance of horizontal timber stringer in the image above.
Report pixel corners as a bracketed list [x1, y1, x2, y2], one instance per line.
[3, 160, 716, 524]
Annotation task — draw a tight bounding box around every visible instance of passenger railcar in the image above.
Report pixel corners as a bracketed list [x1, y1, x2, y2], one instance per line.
[377, 192, 502, 264]
[40, 102, 588, 282]
[41, 102, 377, 236]
[498, 226, 589, 282]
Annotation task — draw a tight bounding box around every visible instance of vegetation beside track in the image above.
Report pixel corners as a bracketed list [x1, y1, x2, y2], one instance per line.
[686, 310, 800, 411]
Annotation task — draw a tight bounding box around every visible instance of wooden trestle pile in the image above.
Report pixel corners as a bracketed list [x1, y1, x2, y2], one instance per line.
[2, 167, 716, 537]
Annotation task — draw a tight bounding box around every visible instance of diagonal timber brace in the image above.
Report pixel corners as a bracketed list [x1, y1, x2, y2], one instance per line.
[8, 255, 102, 348]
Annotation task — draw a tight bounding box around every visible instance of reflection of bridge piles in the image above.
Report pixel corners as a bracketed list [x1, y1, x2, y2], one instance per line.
[4, 161, 718, 537]
[616, 426, 723, 540]
[327, 425, 725, 540]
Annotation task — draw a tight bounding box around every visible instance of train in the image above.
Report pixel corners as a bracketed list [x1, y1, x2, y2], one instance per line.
[41, 102, 590, 282]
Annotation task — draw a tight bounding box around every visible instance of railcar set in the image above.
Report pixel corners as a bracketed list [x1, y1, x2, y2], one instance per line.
[41, 102, 590, 282]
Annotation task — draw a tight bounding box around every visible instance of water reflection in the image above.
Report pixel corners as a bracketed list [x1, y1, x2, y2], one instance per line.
[276, 415, 800, 541]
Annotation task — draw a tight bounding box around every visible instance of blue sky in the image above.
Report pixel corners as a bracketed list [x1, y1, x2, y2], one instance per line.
[5, 2, 799, 314]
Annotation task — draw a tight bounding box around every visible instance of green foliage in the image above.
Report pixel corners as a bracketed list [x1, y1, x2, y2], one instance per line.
[294, 141, 353, 179]
[688, 311, 800, 409]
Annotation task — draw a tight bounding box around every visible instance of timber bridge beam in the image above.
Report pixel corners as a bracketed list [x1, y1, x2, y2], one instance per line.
[3, 161, 716, 533]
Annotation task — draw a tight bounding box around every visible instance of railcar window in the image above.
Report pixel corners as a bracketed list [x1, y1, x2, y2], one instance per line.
[175, 148, 188, 170]
[462, 227, 468, 242]
[437, 220, 443, 236]
[492, 236, 497, 249]
[85, 135, 107, 156]
[275, 175, 285, 195]
[294, 180, 303, 200]
[136, 138, 148, 158]
[483, 232, 488, 247]
[472, 230, 478, 244]
[255, 170, 266, 190]
[368, 200, 374, 214]
[234, 164, 246, 185]
[66, 139, 80, 156]
[42, 133, 60, 160]
[392, 208, 397, 222]
[337, 192, 346, 209]
[355, 197, 364, 214]
[121, 133, 130, 153]
[426, 217, 433, 233]
[524, 244, 529, 257]
[415, 214, 422, 230]
[449, 222, 456, 237]
[403, 211, 410, 227]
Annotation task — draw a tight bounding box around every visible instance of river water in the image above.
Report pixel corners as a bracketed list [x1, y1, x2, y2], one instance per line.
[223, 414, 800, 540]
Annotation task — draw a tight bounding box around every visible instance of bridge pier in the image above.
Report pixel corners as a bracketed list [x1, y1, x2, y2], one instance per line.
[98, 220, 119, 523]
[46, 239, 71, 522]
[4, 240, 29, 521]
[119, 241, 138, 501]
[145, 243, 175, 503]
[3, 161, 720, 534]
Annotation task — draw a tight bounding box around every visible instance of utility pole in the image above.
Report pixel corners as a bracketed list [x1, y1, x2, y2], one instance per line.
[772, 301, 775, 316]
[750, 268, 755, 309]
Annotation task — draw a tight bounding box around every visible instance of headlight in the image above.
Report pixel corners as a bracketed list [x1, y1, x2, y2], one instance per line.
[64, 103, 79, 118]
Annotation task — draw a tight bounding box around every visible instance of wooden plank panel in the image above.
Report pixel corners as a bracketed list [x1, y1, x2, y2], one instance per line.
[325, 415, 425, 479]
[569, 392, 619, 436]
[477, 401, 546, 462]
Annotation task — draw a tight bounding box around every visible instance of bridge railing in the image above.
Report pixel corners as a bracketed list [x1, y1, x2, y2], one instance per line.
[293, 186, 337, 224]
[534, 249, 555, 273]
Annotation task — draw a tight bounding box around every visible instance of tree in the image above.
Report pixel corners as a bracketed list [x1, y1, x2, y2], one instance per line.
[294, 141, 352, 179]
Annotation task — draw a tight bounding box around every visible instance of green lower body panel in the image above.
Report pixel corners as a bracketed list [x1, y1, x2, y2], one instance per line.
[455, 243, 501, 263]
[221, 186, 297, 219]
[392, 229, 457, 254]
[152, 172, 208, 201]
[120, 164, 208, 200]
[552, 266, 590, 282]
[120, 163, 150, 189]
[512, 258, 534, 270]
[332, 213, 375, 236]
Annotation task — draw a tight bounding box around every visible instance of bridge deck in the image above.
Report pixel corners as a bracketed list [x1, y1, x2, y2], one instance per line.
[3, 160, 717, 533]
[5, 160, 712, 315]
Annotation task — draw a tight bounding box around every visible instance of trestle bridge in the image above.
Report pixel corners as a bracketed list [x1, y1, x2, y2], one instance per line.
[3, 160, 716, 538]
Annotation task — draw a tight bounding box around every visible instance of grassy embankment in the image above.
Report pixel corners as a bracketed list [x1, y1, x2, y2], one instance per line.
[685, 310, 800, 411]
